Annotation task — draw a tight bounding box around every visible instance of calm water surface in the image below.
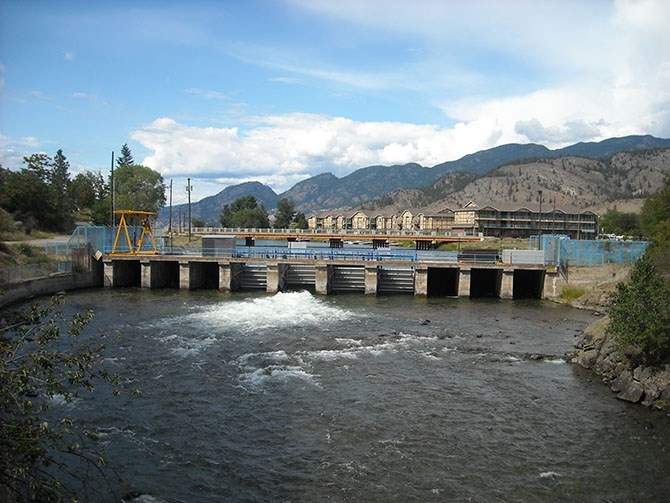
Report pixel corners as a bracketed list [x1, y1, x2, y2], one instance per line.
[44, 289, 670, 502]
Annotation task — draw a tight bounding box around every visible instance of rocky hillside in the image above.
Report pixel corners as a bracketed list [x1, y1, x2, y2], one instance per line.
[371, 148, 670, 212]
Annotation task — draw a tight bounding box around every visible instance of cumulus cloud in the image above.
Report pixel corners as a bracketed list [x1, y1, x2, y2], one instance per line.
[132, 114, 509, 192]
[514, 119, 601, 145]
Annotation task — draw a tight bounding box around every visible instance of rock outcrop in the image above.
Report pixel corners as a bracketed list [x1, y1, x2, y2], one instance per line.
[570, 316, 670, 409]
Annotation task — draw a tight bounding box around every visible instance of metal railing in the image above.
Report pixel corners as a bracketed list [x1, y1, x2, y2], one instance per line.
[188, 226, 482, 239]
[158, 245, 466, 264]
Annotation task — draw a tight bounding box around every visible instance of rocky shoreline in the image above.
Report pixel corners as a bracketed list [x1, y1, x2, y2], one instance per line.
[562, 265, 670, 411]
[569, 316, 670, 410]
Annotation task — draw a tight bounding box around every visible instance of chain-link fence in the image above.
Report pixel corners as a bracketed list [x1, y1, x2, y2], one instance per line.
[534, 234, 648, 267]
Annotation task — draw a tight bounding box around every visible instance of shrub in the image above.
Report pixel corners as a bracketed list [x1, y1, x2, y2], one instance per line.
[607, 255, 670, 364]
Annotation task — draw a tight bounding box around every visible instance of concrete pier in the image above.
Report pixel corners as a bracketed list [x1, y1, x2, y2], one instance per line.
[458, 269, 471, 297]
[500, 270, 514, 299]
[365, 265, 378, 295]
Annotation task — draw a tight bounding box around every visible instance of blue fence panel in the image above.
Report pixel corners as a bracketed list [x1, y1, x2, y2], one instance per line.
[538, 234, 648, 266]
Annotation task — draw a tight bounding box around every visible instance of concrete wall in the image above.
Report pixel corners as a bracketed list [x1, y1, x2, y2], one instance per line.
[0, 264, 103, 309]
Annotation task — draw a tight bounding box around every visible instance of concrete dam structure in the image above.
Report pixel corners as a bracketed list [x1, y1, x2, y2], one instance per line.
[102, 255, 556, 299]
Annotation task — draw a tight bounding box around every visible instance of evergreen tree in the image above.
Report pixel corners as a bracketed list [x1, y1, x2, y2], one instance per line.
[49, 149, 73, 230]
[116, 143, 135, 168]
[293, 211, 308, 229]
[274, 198, 296, 228]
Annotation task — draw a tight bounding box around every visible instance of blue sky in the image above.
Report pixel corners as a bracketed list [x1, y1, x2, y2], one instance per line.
[1, 0, 669, 204]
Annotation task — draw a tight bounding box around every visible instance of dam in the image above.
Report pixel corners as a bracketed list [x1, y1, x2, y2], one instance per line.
[102, 254, 554, 299]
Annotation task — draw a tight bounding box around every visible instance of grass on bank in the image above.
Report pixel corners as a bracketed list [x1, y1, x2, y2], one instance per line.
[559, 286, 586, 302]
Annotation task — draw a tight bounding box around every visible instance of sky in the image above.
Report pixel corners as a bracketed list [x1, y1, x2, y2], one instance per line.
[1, 0, 669, 205]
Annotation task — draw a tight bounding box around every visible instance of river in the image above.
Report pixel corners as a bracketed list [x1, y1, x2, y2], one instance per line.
[34, 289, 670, 501]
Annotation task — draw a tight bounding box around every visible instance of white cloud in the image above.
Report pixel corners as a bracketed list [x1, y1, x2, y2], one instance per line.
[184, 88, 230, 100]
[132, 113, 511, 193]
[64, 52, 74, 61]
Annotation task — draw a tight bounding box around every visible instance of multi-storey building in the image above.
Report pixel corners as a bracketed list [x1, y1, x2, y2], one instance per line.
[307, 202, 598, 239]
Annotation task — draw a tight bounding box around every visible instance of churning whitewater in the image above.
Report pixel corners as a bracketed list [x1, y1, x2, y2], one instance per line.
[47, 289, 670, 502]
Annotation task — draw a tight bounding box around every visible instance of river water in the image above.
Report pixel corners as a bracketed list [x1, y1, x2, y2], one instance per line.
[38, 289, 670, 502]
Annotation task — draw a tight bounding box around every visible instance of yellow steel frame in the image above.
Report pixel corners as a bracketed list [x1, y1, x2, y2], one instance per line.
[110, 210, 159, 256]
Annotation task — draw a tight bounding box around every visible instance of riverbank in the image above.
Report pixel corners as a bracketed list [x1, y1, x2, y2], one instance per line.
[562, 264, 670, 411]
[569, 316, 670, 410]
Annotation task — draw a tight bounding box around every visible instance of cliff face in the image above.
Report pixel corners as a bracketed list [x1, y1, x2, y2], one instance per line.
[570, 317, 670, 410]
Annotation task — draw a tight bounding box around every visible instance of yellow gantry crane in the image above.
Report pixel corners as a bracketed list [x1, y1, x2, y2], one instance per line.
[109, 210, 159, 256]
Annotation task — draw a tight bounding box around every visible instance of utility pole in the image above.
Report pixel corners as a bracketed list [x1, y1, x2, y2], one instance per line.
[186, 178, 193, 242]
[110, 151, 115, 225]
[538, 189, 543, 249]
[169, 179, 173, 251]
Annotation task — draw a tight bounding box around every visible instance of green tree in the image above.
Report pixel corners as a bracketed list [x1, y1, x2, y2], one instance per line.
[7, 155, 53, 232]
[274, 198, 296, 228]
[113, 164, 166, 214]
[49, 149, 74, 231]
[72, 171, 105, 211]
[608, 255, 670, 364]
[640, 177, 670, 258]
[293, 211, 308, 229]
[599, 209, 641, 237]
[23, 153, 51, 182]
[0, 296, 136, 501]
[115, 143, 135, 168]
[220, 196, 269, 228]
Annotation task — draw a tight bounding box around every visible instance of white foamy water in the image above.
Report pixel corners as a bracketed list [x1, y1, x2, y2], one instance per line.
[196, 290, 355, 331]
[150, 291, 355, 333]
[146, 291, 358, 356]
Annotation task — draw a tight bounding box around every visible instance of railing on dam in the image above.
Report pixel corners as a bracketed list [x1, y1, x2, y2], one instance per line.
[162, 245, 467, 263]
[190, 226, 482, 239]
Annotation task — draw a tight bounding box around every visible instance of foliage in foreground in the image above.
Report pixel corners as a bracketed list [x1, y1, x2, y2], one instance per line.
[607, 256, 670, 365]
[0, 296, 129, 501]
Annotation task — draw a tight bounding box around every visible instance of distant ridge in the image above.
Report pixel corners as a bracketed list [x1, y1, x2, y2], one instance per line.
[160, 135, 670, 225]
[158, 181, 278, 226]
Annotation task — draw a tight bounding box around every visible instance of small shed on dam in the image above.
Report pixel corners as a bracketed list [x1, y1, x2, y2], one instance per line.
[202, 235, 236, 257]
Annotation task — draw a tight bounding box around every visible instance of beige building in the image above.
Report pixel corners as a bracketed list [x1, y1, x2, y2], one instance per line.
[308, 201, 598, 239]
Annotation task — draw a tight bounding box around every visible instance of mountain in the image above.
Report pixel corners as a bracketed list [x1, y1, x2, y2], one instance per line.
[159, 135, 670, 225]
[554, 135, 670, 158]
[282, 135, 670, 213]
[280, 163, 439, 212]
[429, 143, 552, 174]
[371, 147, 670, 213]
[158, 181, 278, 226]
